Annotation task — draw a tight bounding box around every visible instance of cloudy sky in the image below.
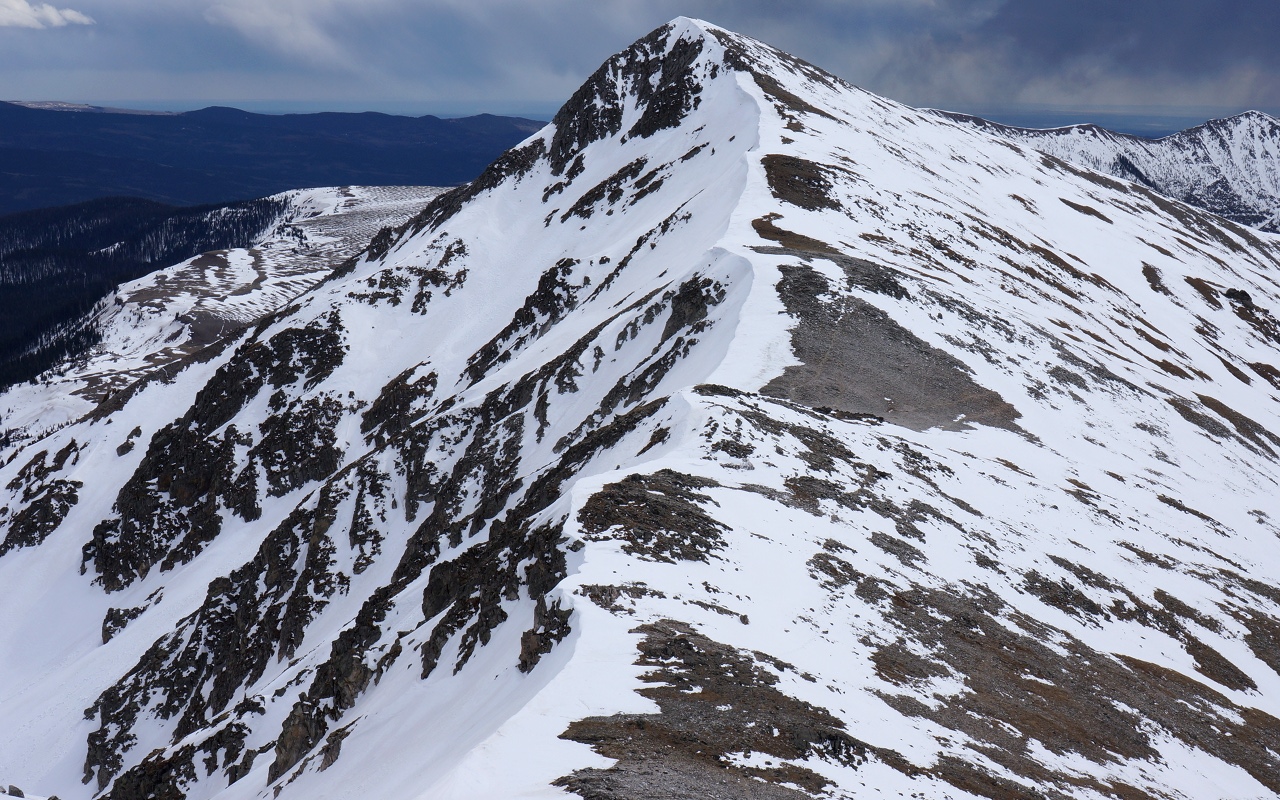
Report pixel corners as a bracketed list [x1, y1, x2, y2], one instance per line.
[1, 0, 1275, 131]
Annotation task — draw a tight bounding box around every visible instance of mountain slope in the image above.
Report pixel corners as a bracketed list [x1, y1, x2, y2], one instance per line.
[0, 195, 298, 391]
[0, 185, 444, 449]
[0, 102, 541, 215]
[933, 109, 1280, 232]
[3, 18, 1280, 800]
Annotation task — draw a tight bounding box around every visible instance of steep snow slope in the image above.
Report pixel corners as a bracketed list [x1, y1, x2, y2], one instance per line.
[933, 109, 1280, 232]
[3, 18, 1280, 800]
[0, 185, 444, 448]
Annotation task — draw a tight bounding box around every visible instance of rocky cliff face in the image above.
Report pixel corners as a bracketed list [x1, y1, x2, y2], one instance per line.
[2, 18, 1280, 800]
[934, 109, 1280, 232]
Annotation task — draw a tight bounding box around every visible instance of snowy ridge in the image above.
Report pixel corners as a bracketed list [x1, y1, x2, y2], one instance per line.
[933, 108, 1280, 233]
[2, 18, 1280, 800]
[0, 185, 444, 449]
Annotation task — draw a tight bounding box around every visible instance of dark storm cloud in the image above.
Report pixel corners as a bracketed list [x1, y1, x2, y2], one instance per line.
[0, 0, 1275, 120]
[858, 0, 1280, 112]
[978, 0, 1280, 74]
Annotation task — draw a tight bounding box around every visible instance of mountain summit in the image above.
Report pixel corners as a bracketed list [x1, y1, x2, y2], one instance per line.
[3, 18, 1280, 800]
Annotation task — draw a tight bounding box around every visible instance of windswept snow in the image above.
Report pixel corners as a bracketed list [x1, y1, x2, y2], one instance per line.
[933, 108, 1280, 233]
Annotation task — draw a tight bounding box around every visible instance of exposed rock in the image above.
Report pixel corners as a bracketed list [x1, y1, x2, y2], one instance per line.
[761, 155, 841, 211]
[404, 139, 547, 235]
[360, 367, 438, 447]
[762, 265, 1021, 431]
[466, 259, 585, 383]
[102, 604, 148, 644]
[578, 470, 728, 563]
[546, 22, 706, 175]
[4, 18, 1280, 800]
[0, 440, 82, 555]
[101, 724, 248, 800]
[83, 489, 348, 790]
[876, 585, 1280, 797]
[84, 312, 347, 591]
[558, 620, 878, 799]
[251, 394, 346, 497]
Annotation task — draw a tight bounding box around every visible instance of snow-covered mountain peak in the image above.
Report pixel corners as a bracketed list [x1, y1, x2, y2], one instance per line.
[2, 19, 1280, 800]
[936, 106, 1280, 232]
[1204, 108, 1277, 130]
[399, 16, 868, 231]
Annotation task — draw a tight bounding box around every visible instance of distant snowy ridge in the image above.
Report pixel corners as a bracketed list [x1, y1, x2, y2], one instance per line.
[0, 185, 443, 448]
[2, 17, 1280, 800]
[931, 108, 1280, 232]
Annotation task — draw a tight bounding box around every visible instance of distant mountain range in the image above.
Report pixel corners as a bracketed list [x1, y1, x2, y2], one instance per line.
[931, 109, 1280, 232]
[0, 102, 541, 215]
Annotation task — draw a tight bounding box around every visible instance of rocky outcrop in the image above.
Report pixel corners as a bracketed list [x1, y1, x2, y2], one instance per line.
[84, 312, 347, 591]
[0, 439, 82, 554]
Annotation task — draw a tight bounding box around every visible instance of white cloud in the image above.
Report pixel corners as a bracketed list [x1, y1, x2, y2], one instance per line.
[203, 1, 361, 69]
[0, 0, 93, 28]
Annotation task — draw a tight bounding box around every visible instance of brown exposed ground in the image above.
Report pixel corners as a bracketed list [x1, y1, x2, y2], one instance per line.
[874, 585, 1280, 799]
[557, 620, 876, 800]
[761, 260, 1021, 431]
